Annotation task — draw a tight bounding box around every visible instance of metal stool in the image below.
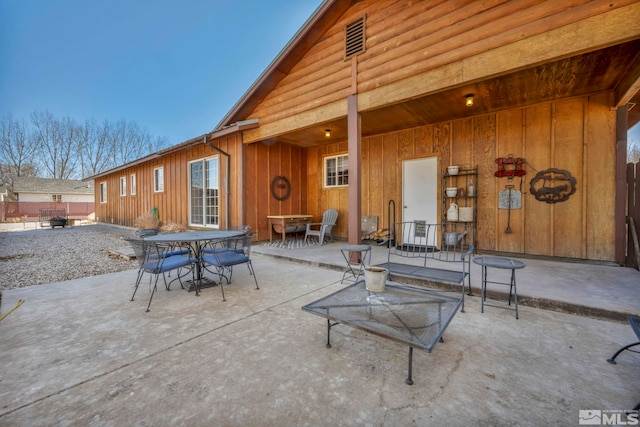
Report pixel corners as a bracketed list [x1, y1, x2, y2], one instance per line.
[340, 244, 372, 283]
[473, 256, 525, 319]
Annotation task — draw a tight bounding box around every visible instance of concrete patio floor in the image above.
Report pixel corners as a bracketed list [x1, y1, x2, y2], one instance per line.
[1, 237, 639, 426]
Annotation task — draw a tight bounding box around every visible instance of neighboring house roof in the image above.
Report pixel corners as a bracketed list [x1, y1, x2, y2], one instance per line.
[13, 177, 94, 195]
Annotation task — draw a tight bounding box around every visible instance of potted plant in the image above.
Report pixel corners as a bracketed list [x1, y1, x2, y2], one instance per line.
[134, 213, 162, 237]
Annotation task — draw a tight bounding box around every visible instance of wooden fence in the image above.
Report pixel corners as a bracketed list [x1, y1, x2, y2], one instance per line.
[0, 201, 94, 222]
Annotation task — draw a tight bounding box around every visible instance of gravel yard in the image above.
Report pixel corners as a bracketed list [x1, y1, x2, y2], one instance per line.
[0, 223, 137, 291]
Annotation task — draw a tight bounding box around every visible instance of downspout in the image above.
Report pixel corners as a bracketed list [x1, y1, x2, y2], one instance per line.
[204, 135, 230, 229]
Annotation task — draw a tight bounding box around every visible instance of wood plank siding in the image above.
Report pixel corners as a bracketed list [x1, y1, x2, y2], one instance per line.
[95, 135, 242, 229]
[242, 0, 640, 143]
[92, 0, 639, 263]
[299, 93, 616, 261]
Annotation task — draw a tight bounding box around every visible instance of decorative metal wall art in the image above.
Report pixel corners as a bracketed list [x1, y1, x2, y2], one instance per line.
[270, 175, 291, 201]
[529, 168, 576, 204]
[495, 155, 526, 179]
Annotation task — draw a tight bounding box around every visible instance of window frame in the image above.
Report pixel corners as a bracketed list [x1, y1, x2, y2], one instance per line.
[323, 153, 349, 188]
[188, 156, 220, 228]
[99, 182, 107, 203]
[52, 194, 62, 202]
[154, 167, 164, 193]
[130, 173, 136, 196]
[119, 176, 126, 196]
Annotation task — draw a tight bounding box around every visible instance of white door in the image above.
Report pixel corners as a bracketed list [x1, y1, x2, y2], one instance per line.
[402, 157, 438, 224]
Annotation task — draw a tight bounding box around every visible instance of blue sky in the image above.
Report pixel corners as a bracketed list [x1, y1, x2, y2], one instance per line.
[0, 0, 324, 145]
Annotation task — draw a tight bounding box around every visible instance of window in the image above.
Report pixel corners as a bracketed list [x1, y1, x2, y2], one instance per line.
[130, 174, 136, 195]
[119, 176, 126, 196]
[52, 194, 62, 202]
[154, 167, 164, 192]
[189, 157, 219, 227]
[324, 154, 349, 187]
[99, 182, 107, 203]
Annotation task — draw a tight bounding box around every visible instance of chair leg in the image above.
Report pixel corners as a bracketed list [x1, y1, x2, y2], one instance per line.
[219, 277, 226, 302]
[607, 342, 640, 364]
[247, 261, 259, 290]
[131, 269, 144, 301]
[145, 275, 160, 312]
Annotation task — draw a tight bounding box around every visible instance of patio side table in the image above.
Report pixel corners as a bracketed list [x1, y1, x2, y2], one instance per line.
[340, 244, 371, 284]
[473, 256, 525, 319]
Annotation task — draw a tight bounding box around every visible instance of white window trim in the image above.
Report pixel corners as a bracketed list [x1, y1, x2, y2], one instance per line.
[119, 176, 126, 196]
[188, 156, 220, 228]
[99, 182, 107, 203]
[130, 173, 136, 195]
[154, 166, 164, 193]
[324, 153, 349, 188]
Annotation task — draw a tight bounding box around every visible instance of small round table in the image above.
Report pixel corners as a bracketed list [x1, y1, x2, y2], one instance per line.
[473, 256, 525, 319]
[340, 244, 372, 284]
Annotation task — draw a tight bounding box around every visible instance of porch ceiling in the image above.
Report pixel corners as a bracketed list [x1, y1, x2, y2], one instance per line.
[271, 39, 640, 147]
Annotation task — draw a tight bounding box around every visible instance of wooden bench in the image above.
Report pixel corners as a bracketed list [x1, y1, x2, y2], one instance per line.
[375, 221, 474, 311]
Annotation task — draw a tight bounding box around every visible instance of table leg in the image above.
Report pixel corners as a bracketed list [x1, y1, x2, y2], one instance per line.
[269, 219, 273, 243]
[510, 269, 519, 319]
[406, 346, 414, 385]
[481, 265, 487, 313]
[282, 225, 287, 243]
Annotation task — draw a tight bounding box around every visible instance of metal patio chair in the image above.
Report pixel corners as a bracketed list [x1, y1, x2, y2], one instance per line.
[202, 225, 251, 255]
[304, 208, 338, 245]
[606, 316, 640, 412]
[201, 232, 259, 301]
[126, 238, 197, 312]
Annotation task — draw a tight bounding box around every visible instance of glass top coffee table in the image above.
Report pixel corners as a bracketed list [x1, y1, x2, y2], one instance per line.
[302, 280, 462, 385]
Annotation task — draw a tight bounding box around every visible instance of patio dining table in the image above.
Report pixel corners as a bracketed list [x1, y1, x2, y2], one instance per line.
[145, 229, 245, 295]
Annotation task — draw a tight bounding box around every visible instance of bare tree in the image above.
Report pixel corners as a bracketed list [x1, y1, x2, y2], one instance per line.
[0, 113, 39, 186]
[31, 110, 80, 179]
[106, 119, 168, 166]
[78, 118, 112, 177]
[2, 110, 170, 180]
[629, 142, 640, 163]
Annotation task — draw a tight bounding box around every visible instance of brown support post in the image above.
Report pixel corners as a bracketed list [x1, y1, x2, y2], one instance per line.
[348, 94, 362, 247]
[615, 106, 628, 265]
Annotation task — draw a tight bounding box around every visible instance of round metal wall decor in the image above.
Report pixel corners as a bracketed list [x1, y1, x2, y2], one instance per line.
[529, 168, 577, 204]
[270, 175, 291, 201]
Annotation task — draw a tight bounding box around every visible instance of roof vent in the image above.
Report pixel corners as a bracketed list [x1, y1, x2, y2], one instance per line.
[345, 17, 365, 59]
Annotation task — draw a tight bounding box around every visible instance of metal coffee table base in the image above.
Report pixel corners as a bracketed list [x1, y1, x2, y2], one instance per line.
[303, 281, 462, 385]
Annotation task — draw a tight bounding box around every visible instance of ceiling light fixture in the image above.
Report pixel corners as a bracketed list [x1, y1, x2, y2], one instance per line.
[325, 129, 331, 138]
[465, 94, 474, 107]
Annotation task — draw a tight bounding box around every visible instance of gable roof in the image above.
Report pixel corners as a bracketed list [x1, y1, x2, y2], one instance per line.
[214, 0, 353, 130]
[13, 177, 94, 195]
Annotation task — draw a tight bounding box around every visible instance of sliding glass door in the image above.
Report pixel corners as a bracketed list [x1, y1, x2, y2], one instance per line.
[189, 156, 219, 227]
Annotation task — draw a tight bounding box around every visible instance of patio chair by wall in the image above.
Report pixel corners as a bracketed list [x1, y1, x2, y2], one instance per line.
[304, 208, 338, 245]
[201, 232, 259, 302]
[126, 238, 197, 312]
[202, 226, 251, 255]
[606, 316, 640, 411]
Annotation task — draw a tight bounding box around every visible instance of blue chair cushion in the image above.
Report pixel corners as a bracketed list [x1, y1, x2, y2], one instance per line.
[201, 252, 249, 268]
[143, 255, 196, 274]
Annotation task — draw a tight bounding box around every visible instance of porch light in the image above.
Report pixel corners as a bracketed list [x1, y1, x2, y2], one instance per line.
[465, 94, 474, 107]
[325, 129, 331, 138]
